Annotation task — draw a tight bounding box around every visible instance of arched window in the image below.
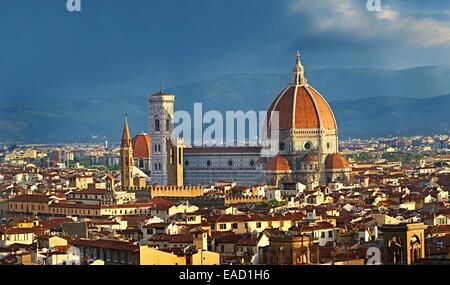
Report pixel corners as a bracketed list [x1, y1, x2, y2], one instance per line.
[170, 148, 174, 165]
[166, 119, 170, 131]
[410, 235, 421, 264]
[155, 119, 160, 132]
[388, 236, 403, 264]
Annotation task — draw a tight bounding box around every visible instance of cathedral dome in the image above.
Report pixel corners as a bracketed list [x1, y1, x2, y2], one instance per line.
[325, 153, 349, 170]
[266, 52, 337, 131]
[302, 154, 318, 162]
[132, 133, 151, 159]
[265, 154, 292, 171]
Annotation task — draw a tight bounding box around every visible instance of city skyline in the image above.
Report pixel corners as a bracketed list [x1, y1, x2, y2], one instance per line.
[0, 0, 449, 270]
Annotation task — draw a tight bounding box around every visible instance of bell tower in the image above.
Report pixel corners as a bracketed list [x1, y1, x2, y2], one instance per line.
[149, 87, 175, 185]
[120, 115, 134, 190]
[167, 138, 184, 186]
[379, 223, 427, 265]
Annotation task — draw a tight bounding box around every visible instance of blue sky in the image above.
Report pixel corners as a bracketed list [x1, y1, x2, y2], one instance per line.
[1, 0, 450, 102]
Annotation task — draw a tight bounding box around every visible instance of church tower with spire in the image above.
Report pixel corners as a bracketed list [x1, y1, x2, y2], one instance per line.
[120, 115, 134, 190]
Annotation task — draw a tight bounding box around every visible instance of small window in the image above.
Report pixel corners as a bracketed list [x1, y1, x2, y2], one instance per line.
[155, 119, 160, 132]
[321, 232, 325, 238]
[228, 160, 233, 167]
[250, 160, 255, 167]
[170, 148, 174, 165]
[207, 160, 211, 167]
[166, 119, 170, 131]
[304, 142, 312, 150]
[256, 222, 262, 228]
[328, 230, 333, 238]
[184, 160, 189, 166]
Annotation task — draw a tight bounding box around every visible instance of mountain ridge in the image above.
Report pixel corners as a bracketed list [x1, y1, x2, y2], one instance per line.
[1, 66, 450, 143]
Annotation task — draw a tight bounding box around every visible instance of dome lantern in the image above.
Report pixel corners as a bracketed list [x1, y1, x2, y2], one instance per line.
[292, 51, 307, 86]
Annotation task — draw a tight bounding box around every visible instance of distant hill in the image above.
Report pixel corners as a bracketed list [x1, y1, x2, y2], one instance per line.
[1, 94, 448, 143]
[1, 65, 450, 143]
[170, 65, 450, 113]
[331, 95, 450, 138]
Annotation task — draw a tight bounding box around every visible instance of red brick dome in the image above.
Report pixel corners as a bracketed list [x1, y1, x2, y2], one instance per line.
[303, 154, 318, 162]
[325, 153, 349, 170]
[266, 52, 336, 131]
[265, 155, 292, 171]
[132, 133, 151, 159]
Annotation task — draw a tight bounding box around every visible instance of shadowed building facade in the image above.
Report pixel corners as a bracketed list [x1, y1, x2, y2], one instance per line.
[262, 234, 312, 265]
[380, 223, 427, 265]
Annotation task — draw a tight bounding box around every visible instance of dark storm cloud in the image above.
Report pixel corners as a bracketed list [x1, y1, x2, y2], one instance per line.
[0, 0, 449, 102]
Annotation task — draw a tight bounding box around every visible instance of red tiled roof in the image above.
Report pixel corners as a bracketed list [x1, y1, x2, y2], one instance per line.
[265, 155, 292, 171]
[236, 238, 258, 246]
[69, 238, 139, 252]
[215, 234, 242, 244]
[9, 194, 51, 203]
[325, 153, 350, 170]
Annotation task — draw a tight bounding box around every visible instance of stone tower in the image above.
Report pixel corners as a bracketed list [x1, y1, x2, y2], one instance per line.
[120, 115, 134, 191]
[166, 138, 184, 186]
[149, 89, 175, 185]
[379, 223, 427, 265]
